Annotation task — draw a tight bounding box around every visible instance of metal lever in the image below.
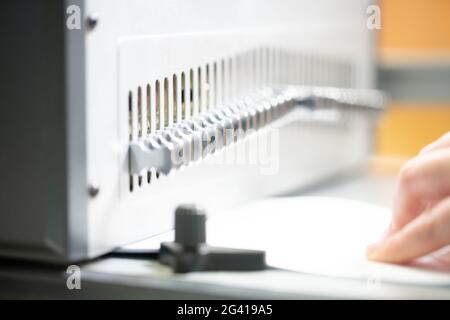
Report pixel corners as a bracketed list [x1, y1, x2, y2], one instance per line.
[129, 86, 385, 176]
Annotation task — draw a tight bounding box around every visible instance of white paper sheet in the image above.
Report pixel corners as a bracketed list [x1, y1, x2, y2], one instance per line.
[206, 197, 450, 285]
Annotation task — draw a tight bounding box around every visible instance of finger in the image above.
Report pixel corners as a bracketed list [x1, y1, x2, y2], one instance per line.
[420, 132, 450, 155]
[368, 197, 450, 263]
[388, 149, 450, 235]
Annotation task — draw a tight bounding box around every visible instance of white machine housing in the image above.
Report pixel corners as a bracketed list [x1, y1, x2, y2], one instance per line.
[0, 0, 377, 263]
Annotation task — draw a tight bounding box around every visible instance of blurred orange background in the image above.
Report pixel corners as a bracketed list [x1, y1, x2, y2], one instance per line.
[375, 0, 450, 159]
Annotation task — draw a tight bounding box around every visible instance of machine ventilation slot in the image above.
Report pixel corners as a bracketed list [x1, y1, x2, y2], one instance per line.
[146, 84, 152, 184]
[164, 78, 169, 128]
[128, 91, 133, 192]
[181, 72, 186, 120]
[205, 64, 210, 110]
[155, 80, 161, 130]
[127, 46, 354, 193]
[197, 67, 202, 113]
[137, 86, 143, 187]
[172, 74, 178, 124]
[213, 61, 218, 107]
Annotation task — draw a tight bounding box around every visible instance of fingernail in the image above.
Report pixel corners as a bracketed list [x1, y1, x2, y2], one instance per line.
[366, 228, 389, 259]
[380, 229, 390, 241]
[366, 243, 380, 260]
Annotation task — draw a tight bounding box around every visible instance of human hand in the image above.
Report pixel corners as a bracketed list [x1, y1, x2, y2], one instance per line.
[367, 132, 450, 264]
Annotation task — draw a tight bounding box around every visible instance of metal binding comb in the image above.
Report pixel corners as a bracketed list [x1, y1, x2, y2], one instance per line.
[129, 86, 385, 176]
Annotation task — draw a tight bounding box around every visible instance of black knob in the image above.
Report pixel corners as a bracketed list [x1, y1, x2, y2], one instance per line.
[174, 204, 206, 247]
